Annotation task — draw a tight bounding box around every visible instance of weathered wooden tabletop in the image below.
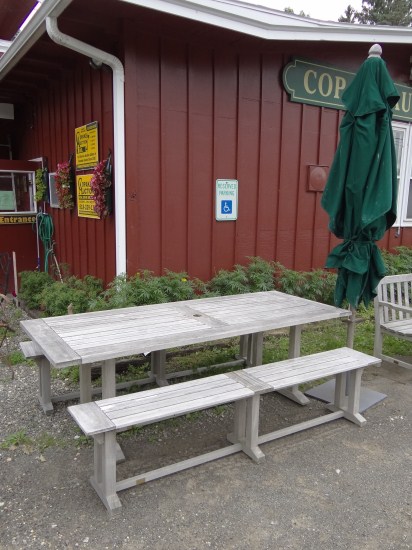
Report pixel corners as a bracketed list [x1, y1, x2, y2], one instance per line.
[20, 291, 349, 368]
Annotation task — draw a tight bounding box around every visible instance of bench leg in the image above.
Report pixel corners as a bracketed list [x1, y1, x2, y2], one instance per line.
[151, 350, 168, 386]
[228, 396, 264, 463]
[344, 368, 366, 426]
[38, 357, 54, 415]
[244, 395, 265, 463]
[328, 369, 366, 427]
[90, 432, 122, 512]
[277, 326, 310, 405]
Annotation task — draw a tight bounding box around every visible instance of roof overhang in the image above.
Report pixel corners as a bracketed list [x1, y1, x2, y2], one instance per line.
[120, 0, 412, 43]
[1, 0, 412, 87]
[0, 0, 73, 80]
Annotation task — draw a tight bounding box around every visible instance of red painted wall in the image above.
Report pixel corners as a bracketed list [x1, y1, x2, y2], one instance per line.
[18, 59, 116, 286]
[124, 13, 412, 282]
[4, 5, 412, 287]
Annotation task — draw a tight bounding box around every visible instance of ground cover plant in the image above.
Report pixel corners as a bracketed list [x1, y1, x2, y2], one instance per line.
[12, 247, 412, 391]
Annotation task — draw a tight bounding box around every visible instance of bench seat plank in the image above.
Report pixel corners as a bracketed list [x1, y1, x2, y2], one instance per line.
[69, 374, 254, 436]
[69, 402, 115, 435]
[244, 348, 380, 391]
[20, 340, 43, 359]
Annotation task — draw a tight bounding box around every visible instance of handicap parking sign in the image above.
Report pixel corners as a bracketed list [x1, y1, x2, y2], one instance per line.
[215, 179, 238, 221]
[221, 200, 232, 214]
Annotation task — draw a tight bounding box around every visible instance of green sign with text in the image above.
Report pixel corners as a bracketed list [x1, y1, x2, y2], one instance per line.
[283, 58, 412, 122]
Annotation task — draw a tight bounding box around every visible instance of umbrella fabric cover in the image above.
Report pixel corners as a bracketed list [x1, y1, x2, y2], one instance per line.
[321, 55, 399, 308]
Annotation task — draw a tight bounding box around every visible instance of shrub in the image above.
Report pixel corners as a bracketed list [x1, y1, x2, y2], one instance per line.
[381, 246, 412, 276]
[40, 275, 103, 316]
[246, 257, 275, 292]
[19, 271, 53, 309]
[208, 265, 250, 295]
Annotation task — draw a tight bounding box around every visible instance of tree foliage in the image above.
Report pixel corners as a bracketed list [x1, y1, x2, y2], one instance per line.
[284, 7, 310, 17]
[339, 0, 412, 25]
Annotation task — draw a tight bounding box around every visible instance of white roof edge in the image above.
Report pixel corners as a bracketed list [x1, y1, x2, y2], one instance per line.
[0, 39, 12, 53]
[120, 0, 412, 43]
[0, 0, 73, 79]
[1, 0, 411, 83]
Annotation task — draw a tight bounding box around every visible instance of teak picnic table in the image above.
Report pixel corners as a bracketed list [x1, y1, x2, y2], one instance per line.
[20, 291, 350, 413]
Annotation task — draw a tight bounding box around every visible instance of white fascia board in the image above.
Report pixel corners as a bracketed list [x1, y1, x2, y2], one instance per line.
[0, 0, 73, 80]
[0, 39, 12, 53]
[120, 0, 412, 43]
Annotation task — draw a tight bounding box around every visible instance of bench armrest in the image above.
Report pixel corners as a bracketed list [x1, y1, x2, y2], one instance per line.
[378, 300, 412, 315]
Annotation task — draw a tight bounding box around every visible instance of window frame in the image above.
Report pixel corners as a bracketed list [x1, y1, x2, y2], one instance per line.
[392, 121, 412, 228]
[0, 169, 36, 214]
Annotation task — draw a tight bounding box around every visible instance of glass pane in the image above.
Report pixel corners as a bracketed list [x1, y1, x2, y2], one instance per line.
[0, 171, 35, 213]
[406, 180, 412, 219]
[393, 129, 404, 178]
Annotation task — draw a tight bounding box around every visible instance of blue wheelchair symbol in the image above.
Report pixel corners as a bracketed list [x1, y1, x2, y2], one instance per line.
[221, 200, 232, 214]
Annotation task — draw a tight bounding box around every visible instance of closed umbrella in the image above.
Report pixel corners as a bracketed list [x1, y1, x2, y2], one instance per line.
[321, 44, 399, 314]
[307, 45, 400, 410]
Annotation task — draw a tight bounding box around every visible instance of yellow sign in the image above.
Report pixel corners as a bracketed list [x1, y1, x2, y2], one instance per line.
[77, 174, 100, 219]
[0, 214, 36, 224]
[75, 121, 99, 169]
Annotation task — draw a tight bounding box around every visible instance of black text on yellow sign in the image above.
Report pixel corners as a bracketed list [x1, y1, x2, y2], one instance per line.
[75, 121, 99, 170]
[0, 215, 36, 224]
[77, 174, 100, 219]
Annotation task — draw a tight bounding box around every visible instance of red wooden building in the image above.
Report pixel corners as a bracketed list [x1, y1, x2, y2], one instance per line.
[1, 0, 412, 290]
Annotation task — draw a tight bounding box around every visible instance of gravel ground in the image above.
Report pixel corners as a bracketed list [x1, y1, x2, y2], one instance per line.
[1, 301, 412, 550]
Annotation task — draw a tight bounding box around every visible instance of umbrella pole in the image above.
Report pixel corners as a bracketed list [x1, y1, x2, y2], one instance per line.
[346, 305, 356, 348]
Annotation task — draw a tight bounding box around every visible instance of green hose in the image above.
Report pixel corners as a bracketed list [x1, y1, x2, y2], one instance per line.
[36, 213, 54, 273]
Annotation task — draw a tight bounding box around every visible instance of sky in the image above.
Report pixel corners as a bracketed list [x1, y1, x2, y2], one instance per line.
[243, 0, 363, 22]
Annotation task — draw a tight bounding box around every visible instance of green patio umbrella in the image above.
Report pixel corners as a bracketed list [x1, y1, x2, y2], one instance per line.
[321, 44, 399, 310]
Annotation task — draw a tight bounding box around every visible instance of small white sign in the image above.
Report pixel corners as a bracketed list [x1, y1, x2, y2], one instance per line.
[215, 179, 238, 221]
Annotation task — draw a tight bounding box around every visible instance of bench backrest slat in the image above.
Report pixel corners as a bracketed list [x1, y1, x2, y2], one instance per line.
[376, 274, 412, 324]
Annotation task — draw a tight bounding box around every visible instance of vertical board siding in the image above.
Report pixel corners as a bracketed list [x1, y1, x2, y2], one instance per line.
[12, 18, 412, 289]
[187, 48, 214, 281]
[255, 53, 282, 261]
[295, 104, 321, 271]
[160, 39, 189, 273]
[126, 31, 162, 274]
[235, 53, 261, 264]
[18, 59, 116, 286]
[211, 50, 238, 273]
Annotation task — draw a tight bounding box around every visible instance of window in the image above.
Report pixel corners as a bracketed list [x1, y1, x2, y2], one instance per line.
[393, 122, 412, 227]
[48, 172, 60, 208]
[0, 170, 35, 213]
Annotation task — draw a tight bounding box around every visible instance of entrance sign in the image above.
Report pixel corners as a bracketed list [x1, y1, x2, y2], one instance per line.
[75, 121, 99, 169]
[283, 58, 412, 122]
[216, 179, 238, 221]
[0, 214, 36, 224]
[77, 174, 99, 219]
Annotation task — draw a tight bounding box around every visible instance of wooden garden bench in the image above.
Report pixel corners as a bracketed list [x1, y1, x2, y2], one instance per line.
[68, 347, 380, 512]
[374, 273, 412, 370]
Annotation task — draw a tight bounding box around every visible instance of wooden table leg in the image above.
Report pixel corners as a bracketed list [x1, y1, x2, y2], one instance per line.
[151, 350, 168, 386]
[79, 364, 92, 404]
[246, 332, 264, 367]
[38, 357, 54, 414]
[102, 359, 116, 399]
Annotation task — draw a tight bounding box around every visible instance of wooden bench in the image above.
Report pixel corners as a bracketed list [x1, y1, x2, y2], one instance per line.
[68, 347, 380, 512]
[374, 273, 412, 370]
